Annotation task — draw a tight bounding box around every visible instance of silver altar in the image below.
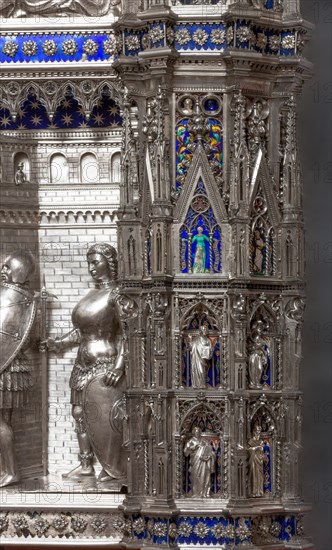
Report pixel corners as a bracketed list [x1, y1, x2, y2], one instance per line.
[0, 0, 317, 547]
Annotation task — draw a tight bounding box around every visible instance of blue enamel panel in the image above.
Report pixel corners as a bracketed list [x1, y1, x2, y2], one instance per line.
[0, 33, 112, 63]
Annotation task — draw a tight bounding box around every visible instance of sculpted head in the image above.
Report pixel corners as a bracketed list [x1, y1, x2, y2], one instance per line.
[200, 325, 209, 336]
[1, 250, 35, 285]
[253, 424, 262, 438]
[87, 242, 118, 283]
[192, 427, 202, 438]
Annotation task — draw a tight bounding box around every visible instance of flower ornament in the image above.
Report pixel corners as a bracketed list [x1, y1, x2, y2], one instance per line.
[52, 516, 68, 532]
[225, 524, 235, 539]
[83, 39, 98, 56]
[211, 29, 226, 44]
[211, 523, 227, 539]
[226, 26, 234, 45]
[297, 34, 305, 52]
[0, 515, 9, 533]
[256, 32, 267, 50]
[13, 516, 29, 533]
[175, 28, 191, 46]
[154, 522, 167, 537]
[268, 35, 280, 51]
[270, 521, 282, 537]
[166, 27, 175, 45]
[62, 39, 78, 56]
[281, 34, 295, 50]
[103, 36, 117, 55]
[111, 516, 126, 533]
[133, 517, 145, 534]
[34, 517, 50, 537]
[236, 26, 252, 43]
[177, 521, 193, 537]
[194, 521, 210, 538]
[236, 519, 250, 541]
[193, 29, 209, 47]
[91, 517, 107, 534]
[71, 516, 88, 533]
[2, 40, 18, 58]
[125, 34, 140, 51]
[42, 40, 58, 56]
[22, 40, 38, 57]
[149, 26, 164, 44]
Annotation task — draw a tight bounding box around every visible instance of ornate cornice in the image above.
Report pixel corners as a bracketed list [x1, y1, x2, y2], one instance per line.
[0, 207, 118, 226]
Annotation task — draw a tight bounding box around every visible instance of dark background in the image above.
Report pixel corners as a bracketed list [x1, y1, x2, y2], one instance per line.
[299, 1, 332, 549]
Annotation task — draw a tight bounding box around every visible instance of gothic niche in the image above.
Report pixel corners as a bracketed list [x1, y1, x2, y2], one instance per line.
[250, 193, 276, 276]
[180, 179, 221, 274]
[181, 305, 221, 388]
[247, 305, 276, 389]
[181, 404, 223, 498]
[248, 407, 275, 498]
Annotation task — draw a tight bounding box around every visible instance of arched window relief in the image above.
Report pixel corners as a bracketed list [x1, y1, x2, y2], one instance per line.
[111, 152, 121, 183]
[14, 152, 30, 184]
[80, 153, 99, 183]
[50, 153, 69, 184]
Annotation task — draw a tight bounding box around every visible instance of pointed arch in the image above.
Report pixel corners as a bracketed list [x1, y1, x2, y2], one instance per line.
[175, 144, 227, 223]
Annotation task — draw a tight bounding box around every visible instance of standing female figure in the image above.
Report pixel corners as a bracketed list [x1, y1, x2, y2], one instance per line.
[45, 243, 133, 481]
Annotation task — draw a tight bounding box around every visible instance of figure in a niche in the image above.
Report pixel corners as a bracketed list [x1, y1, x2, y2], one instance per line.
[15, 163, 27, 186]
[184, 427, 215, 498]
[252, 227, 266, 274]
[44, 243, 136, 482]
[192, 227, 209, 273]
[188, 326, 213, 388]
[248, 424, 264, 497]
[0, 251, 36, 488]
[248, 319, 270, 388]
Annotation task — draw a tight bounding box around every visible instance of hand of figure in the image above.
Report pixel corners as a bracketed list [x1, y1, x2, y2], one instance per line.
[40, 337, 60, 353]
[104, 369, 123, 387]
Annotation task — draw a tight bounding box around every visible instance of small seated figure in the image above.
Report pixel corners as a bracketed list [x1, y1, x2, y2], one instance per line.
[15, 163, 27, 186]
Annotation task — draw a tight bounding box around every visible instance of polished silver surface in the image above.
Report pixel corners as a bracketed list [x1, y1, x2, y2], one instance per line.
[0, 0, 315, 547]
[0, 252, 36, 489]
[44, 243, 131, 483]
